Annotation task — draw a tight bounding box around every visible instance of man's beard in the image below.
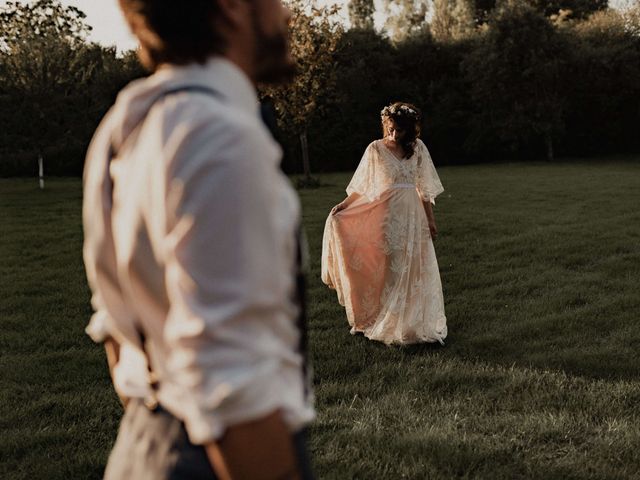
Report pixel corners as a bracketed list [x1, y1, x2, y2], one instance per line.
[251, 14, 297, 84]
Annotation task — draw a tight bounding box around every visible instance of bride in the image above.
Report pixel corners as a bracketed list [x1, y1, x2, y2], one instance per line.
[321, 102, 447, 345]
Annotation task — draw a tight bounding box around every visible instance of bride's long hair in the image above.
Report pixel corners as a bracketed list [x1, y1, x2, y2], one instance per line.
[381, 102, 422, 159]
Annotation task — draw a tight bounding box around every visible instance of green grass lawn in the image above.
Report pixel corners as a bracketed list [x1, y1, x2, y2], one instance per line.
[2, 160, 640, 479]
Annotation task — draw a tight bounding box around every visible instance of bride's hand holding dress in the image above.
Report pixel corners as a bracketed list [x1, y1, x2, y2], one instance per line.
[331, 192, 361, 215]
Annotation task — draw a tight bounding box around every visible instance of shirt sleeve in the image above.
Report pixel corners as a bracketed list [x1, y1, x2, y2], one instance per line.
[346, 142, 381, 202]
[416, 139, 444, 205]
[161, 116, 306, 445]
[83, 109, 138, 346]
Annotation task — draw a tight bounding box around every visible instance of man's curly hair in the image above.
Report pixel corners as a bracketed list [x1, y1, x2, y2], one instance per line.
[118, 0, 226, 71]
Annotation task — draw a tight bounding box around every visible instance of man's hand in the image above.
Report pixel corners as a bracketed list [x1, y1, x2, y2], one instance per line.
[205, 410, 299, 480]
[104, 337, 129, 408]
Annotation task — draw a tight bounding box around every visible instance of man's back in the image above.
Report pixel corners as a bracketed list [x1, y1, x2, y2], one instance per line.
[84, 0, 315, 476]
[84, 57, 313, 446]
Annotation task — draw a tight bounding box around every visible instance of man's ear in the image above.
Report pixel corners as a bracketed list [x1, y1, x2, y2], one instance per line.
[216, 0, 250, 29]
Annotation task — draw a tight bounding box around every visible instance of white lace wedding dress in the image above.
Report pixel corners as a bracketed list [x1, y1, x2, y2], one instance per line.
[321, 138, 447, 345]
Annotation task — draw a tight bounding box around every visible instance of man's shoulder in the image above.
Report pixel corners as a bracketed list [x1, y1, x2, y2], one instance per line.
[163, 92, 262, 136]
[169, 95, 273, 148]
[160, 94, 280, 174]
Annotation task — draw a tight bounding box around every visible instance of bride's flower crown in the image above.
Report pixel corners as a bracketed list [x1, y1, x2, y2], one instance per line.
[380, 104, 420, 121]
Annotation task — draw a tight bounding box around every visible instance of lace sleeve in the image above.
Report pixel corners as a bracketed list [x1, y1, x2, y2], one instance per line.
[346, 142, 383, 202]
[416, 139, 444, 205]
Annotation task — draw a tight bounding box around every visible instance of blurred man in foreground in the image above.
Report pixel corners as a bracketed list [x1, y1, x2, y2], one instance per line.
[83, 1, 314, 478]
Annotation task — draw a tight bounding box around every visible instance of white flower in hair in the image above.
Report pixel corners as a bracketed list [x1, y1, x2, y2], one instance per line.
[381, 104, 419, 120]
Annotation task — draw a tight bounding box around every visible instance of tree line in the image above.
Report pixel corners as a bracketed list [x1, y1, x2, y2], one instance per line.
[1, 0, 639, 177]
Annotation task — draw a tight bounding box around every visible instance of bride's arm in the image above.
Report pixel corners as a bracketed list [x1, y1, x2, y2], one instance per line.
[422, 200, 438, 238]
[332, 192, 361, 214]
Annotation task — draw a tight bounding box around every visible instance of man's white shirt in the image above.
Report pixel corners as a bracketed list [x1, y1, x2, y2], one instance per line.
[83, 57, 314, 445]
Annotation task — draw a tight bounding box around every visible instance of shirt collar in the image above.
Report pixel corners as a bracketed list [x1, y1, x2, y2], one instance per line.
[155, 56, 260, 117]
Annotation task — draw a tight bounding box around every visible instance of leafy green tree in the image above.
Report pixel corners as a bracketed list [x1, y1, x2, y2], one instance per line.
[0, 1, 90, 175]
[430, 0, 476, 41]
[529, 0, 608, 19]
[470, 0, 608, 24]
[561, 8, 640, 154]
[348, 0, 376, 29]
[262, 0, 342, 185]
[475, 0, 499, 23]
[462, 2, 567, 159]
[619, 0, 640, 35]
[316, 28, 397, 169]
[0, 0, 91, 49]
[0, 0, 144, 176]
[381, 0, 430, 42]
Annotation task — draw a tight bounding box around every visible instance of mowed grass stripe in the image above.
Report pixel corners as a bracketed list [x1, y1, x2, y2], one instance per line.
[1, 160, 639, 479]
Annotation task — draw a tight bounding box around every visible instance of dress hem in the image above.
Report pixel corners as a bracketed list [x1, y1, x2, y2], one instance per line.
[349, 319, 447, 347]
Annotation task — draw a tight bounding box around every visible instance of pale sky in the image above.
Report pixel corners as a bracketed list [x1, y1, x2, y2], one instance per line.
[0, 0, 628, 52]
